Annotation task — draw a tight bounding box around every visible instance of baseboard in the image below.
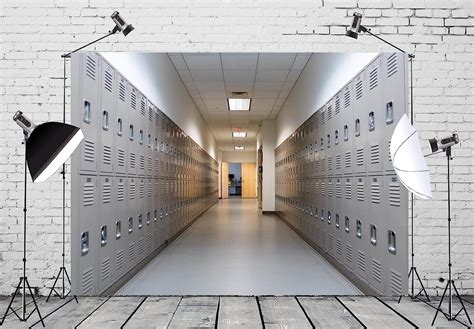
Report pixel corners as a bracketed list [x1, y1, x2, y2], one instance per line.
[275, 212, 377, 296]
[100, 199, 219, 296]
[262, 211, 276, 215]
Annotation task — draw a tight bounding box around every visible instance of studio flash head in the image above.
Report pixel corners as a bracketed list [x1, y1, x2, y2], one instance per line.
[429, 133, 459, 153]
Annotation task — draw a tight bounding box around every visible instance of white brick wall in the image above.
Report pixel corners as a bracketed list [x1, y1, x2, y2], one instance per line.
[1, 0, 472, 295]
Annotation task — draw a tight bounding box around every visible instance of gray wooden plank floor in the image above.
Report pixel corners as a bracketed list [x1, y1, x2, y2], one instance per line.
[258, 296, 312, 328]
[0, 295, 471, 328]
[218, 296, 262, 328]
[168, 296, 219, 328]
[298, 296, 363, 329]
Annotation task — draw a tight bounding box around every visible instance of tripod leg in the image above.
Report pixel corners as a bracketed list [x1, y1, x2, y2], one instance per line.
[452, 281, 472, 324]
[414, 268, 430, 302]
[46, 268, 62, 302]
[399, 267, 413, 303]
[1, 278, 23, 325]
[432, 281, 449, 326]
[63, 268, 79, 304]
[25, 278, 44, 327]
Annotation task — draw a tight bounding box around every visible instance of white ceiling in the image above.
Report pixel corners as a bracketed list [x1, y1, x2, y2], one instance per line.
[168, 53, 311, 152]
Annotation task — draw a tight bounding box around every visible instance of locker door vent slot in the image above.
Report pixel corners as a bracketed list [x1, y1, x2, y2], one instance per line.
[336, 239, 343, 256]
[387, 53, 398, 78]
[355, 80, 363, 100]
[388, 230, 397, 254]
[328, 181, 333, 197]
[372, 259, 382, 283]
[138, 238, 144, 254]
[369, 67, 378, 90]
[117, 182, 125, 202]
[345, 151, 351, 168]
[116, 250, 124, 270]
[129, 182, 136, 199]
[356, 148, 364, 167]
[345, 181, 352, 199]
[390, 270, 403, 295]
[83, 183, 94, 206]
[84, 140, 95, 163]
[328, 234, 334, 250]
[357, 251, 366, 272]
[119, 80, 126, 101]
[388, 141, 392, 162]
[85, 56, 96, 80]
[335, 154, 341, 170]
[147, 233, 152, 250]
[104, 70, 113, 92]
[103, 145, 112, 165]
[389, 184, 401, 207]
[327, 105, 332, 121]
[335, 98, 340, 115]
[140, 99, 146, 116]
[102, 182, 111, 203]
[370, 144, 380, 164]
[128, 243, 135, 262]
[101, 258, 111, 281]
[345, 244, 353, 263]
[82, 268, 93, 294]
[139, 182, 145, 199]
[371, 181, 381, 204]
[139, 155, 145, 170]
[344, 89, 350, 107]
[356, 182, 364, 201]
[336, 182, 342, 198]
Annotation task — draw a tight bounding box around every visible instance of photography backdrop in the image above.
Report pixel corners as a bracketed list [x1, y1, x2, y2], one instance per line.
[0, 0, 472, 296]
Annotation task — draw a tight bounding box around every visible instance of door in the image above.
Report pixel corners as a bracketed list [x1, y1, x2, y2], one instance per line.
[242, 162, 256, 198]
[221, 161, 229, 199]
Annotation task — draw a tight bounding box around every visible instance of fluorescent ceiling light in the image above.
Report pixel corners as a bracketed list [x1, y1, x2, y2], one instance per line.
[228, 98, 251, 111]
[232, 132, 247, 138]
[234, 146, 245, 150]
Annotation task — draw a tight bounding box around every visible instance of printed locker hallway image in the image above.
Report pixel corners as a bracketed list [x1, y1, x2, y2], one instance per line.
[70, 52, 408, 297]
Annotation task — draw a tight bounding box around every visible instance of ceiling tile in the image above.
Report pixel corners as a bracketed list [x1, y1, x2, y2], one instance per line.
[169, 55, 187, 70]
[221, 53, 258, 70]
[292, 53, 311, 70]
[223, 70, 255, 82]
[287, 70, 302, 82]
[190, 69, 223, 82]
[255, 70, 289, 82]
[252, 90, 280, 98]
[177, 70, 193, 82]
[183, 54, 221, 70]
[254, 81, 285, 91]
[257, 53, 296, 70]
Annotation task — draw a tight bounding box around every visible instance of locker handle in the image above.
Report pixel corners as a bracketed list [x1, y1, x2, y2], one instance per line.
[116, 221, 121, 239]
[80, 231, 89, 256]
[356, 220, 362, 239]
[370, 224, 377, 246]
[83, 100, 91, 124]
[344, 216, 350, 233]
[335, 214, 340, 228]
[128, 217, 133, 233]
[100, 225, 107, 246]
[388, 230, 396, 254]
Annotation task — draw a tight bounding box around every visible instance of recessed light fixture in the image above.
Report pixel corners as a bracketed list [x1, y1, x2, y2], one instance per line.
[228, 98, 251, 111]
[235, 146, 245, 150]
[232, 131, 247, 138]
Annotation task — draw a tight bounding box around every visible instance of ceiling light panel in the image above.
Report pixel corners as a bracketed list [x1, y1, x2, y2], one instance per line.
[235, 146, 245, 150]
[228, 98, 251, 111]
[232, 132, 247, 138]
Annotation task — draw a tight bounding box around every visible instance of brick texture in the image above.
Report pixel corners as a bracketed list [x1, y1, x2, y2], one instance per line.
[0, 0, 473, 296]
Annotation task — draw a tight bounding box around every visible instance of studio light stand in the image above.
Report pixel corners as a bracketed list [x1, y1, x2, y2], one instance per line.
[1, 133, 45, 327]
[430, 142, 471, 326]
[345, 12, 430, 302]
[46, 11, 134, 302]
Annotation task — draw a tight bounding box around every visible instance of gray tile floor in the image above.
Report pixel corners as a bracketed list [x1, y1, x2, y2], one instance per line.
[117, 198, 361, 296]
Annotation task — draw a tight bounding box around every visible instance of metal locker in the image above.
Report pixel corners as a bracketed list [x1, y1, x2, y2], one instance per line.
[352, 73, 368, 174]
[127, 86, 138, 176]
[98, 176, 114, 291]
[353, 175, 369, 283]
[341, 175, 356, 272]
[146, 105, 155, 178]
[113, 176, 127, 280]
[72, 175, 99, 295]
[365, 56, 384, 173]
[153, 111, 162, 178]
[333, 176, 344, 264]
[317, 109, 326, 177]
[144, 178, 154, 256]
[382, 52, 408, 173]
[126, 177, 138, 270]
[318, 177, 327, 250]
[367, 175, 386, 294]
[136, 93, 147, 177]
[115, 74, 128, 176]
[326, 176, 336, 258]
[154, 178, 163, 249]
[384, 174, 408, 296]
[136, 177, 146, 261]
[72, 53, 100, 174]
[99, 59, 115, 174]
[338, 86, 353, 176]
[325, 102, 335, 177]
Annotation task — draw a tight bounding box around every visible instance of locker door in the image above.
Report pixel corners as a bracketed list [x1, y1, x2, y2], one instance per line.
[99, 59, 115, 174]
[352, 75, 368, 174]
[146, 105, 155, 178]
[72, 53, 100, 174]
[339, 87, 353, 176]
[382, 53, 408, 173]
[98, 176, 114, 291]
[326, 177, 336, 258]
[365, 57, 384, 173]
[136, 177, 146, 261]
[115, 75, 128, 175]
[384, 175, 408, 296]
[341, 175, 356, 272]
[126, 177, 137, 270]
[137, 93, 147, 177]
[127, 87, 138, 176]
[318, 177, 327, 250]
[145, 178, 154, 256]
[367, 175, 386, 294]
[354, 175, 369, 283]
[154, 111, 161, 178]
[326, 103, 335, 177]
[74, 175, 99, 295]
[154, 178, 162, 249]
[114, 176, 127, 280]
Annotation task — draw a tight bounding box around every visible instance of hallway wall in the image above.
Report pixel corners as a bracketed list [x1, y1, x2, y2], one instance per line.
[0, 0, 472, 295]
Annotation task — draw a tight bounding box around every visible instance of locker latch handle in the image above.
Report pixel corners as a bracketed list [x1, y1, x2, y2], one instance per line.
[370, 224, 377, 246]
[388, 230, 396, 254]
[81, 231, 89, 256]
[100, 225, 107, 246]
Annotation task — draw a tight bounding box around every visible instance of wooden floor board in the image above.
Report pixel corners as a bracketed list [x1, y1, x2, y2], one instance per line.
[123, 296, 181, 328]
[338, 296, 416, 329]
[298, 296, 363, 329]
[168, 296, 219, 328]
[259, 296, 312, 328]
[218, 296, 262, 328]
[76, 296, 144, 329]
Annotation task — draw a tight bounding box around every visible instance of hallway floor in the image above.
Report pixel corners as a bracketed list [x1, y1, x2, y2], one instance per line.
[117, 199, 360, 295]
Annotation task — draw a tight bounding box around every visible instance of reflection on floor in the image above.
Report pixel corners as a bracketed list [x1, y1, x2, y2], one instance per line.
[117, 199, 360, 295]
